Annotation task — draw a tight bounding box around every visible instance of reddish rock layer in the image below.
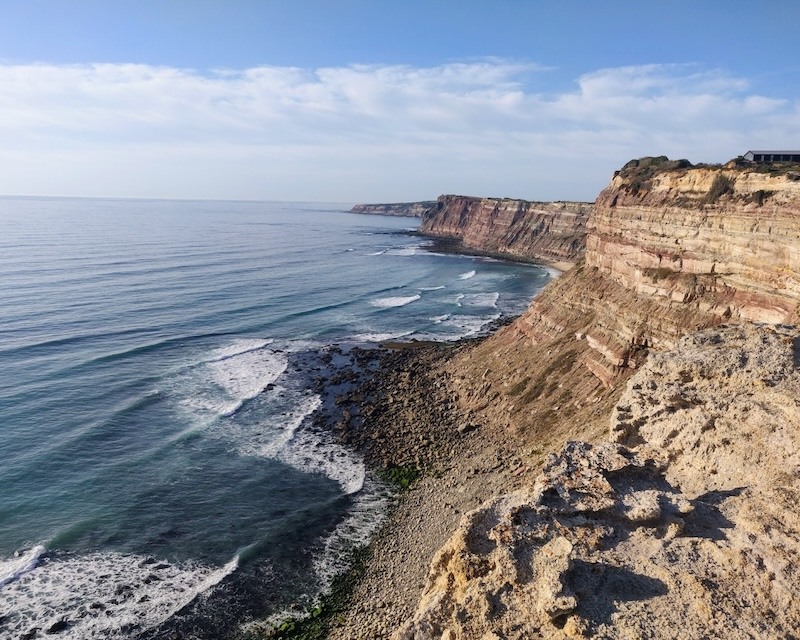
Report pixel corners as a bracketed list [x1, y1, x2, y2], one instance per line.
[419, 195, 591, 264]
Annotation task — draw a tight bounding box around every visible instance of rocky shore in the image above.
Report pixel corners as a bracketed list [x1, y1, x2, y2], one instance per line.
[307, 321, 623, 640]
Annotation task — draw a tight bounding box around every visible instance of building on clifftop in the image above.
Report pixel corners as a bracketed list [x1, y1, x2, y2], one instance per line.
[744, 150, 800, 163]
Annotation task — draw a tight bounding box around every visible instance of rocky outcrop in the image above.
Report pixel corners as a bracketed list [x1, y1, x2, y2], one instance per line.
[350, 201, 436, 217]
[396, 324, 800, 639]
[419, 195, 591, 265]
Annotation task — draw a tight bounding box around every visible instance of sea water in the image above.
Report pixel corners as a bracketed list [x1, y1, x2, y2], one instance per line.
[0, 197, 551, 638]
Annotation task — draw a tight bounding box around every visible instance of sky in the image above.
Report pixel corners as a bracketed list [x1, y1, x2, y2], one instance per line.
[0, 0, 799, 202]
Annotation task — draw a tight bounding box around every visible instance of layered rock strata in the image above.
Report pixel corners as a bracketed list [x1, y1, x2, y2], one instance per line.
[588, 158, 800, 334]
[419, 195, 591, 265]
[396, 324, 800, 639]
[450, 159, 800, 419]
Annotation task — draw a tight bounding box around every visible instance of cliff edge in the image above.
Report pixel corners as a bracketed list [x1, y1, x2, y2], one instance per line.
[396, 324, 800, 639]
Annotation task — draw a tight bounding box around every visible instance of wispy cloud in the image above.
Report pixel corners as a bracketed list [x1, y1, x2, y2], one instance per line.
[0, 60, 797, 200]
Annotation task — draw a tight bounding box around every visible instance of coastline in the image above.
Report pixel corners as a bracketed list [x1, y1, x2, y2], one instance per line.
[415, 233, 576, 274]
[266, 250, 565, 639]
[323, 335, 528, 640]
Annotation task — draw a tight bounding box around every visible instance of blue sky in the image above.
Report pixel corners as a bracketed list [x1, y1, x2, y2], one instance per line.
[1, 0, 798, 201]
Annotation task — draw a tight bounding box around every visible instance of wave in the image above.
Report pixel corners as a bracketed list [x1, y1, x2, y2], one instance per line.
[312, 476, 390, 591]
[418, 285, 445, 291]
[415, 312, 503, 342]
[458, 270, 477, 280]
[462, 292, 500, 308]
[350, 330, 414, 343]
[385, 247, 418, 257]
[0, 545, 47, 588]
[228, 391, 366, 495]
[366, 250, 386, 256]
[177, 339, 287, 418]
[0, 549, 238, 639]
[370, 295, 420, 309]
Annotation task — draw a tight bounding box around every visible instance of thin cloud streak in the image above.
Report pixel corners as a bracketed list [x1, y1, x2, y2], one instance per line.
[0, 60, 797, 201]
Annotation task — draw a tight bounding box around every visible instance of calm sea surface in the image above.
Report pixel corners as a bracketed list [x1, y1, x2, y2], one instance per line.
[0, 197, 551, 638]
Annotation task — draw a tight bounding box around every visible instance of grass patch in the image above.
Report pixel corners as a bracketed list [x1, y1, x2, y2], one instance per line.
[261, 546, 373, 640]
[378, 464, 420, 490]
[703, 173, 734, 204]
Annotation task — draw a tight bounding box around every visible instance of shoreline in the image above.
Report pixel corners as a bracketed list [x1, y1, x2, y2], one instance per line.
[321, 328, 540, 640]
[264, 257, 559, 639]
[414, 233, 576, 274]
[263, 316, 531, 639]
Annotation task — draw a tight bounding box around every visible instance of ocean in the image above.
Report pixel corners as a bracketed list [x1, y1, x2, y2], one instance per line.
[0, 197, 551, 639]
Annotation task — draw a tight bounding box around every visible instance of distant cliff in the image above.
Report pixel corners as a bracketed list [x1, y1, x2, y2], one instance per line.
[350, 201, 436, 217]
[419, 195, 592, 265]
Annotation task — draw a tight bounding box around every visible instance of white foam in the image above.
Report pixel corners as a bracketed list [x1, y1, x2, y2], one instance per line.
[0, 544, 46, 588]
[370, 295, 420, 309]
[178, 339, 288, 418]
[419, 285, 445, 291]
[241, 476, 391, 637]
[385, 247, 417, 256]
[431, 314, 451, 324]
[0, 550, 238, 639]
[443, 293, 465, 307]
[543, 266, 564, 279]
[351, 330, 414, 343]
[312, 475, 390, 590]
[276, 423, 366, 495]
[414, 312, 502, 342]
[208, 338, 273, 361]
[462, 292, 500, 308]
[458, 270, 477, 280]
[443, 313, 501, 337]
[366, 250, 386, 256]
[227, 391, 321, 458]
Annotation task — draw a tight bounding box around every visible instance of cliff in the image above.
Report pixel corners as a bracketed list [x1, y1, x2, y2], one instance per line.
[389, 158, 800, 638]
[350, 201, 436, 217]
[449, 158, 800, 426]
[418, 195, 592, 265]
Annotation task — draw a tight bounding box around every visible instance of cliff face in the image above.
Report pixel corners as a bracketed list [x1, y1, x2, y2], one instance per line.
[419, 195, 592, 265]
[588, 159, 800, 330]
[350, 201, 436, 217]
[456, 160, 800, 408]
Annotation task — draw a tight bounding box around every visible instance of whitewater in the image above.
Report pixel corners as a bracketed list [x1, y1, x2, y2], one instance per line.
[0, 197, 550, 638]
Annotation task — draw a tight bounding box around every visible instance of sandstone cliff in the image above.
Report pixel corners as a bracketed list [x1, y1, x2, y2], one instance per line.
[448, 158, 800, 435]
[329, 158, 800, 640]
[419, 195, 591, 265]
[389, 158, 800, 638]
[350, 201, 436, 217]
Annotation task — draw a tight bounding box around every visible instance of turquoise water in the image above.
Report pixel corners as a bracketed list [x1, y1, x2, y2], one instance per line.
[0, 197, 551, 638]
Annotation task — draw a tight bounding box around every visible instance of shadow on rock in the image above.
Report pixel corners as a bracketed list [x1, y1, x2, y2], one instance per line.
[682, 487, 744, 541]
[568, 560, 668, 628]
